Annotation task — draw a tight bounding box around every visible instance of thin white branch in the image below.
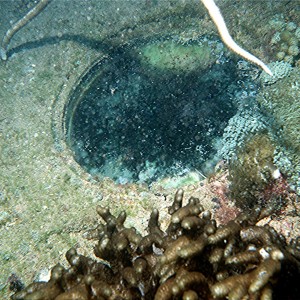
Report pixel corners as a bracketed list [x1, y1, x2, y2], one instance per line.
[200, 0, 273, 76]
[0, 0, 51, 60]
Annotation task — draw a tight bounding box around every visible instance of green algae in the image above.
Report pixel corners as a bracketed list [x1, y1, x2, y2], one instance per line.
[139, 38, 221, 74]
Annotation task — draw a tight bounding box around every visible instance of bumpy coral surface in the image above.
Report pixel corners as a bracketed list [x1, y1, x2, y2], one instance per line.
[228, 133, 278, 209]
[269, 18, 300, 65]
[258, 66, 300, 195]
[11, 190, 300, 300]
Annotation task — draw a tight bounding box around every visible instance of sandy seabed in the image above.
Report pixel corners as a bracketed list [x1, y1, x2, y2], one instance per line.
[0, 0, 299, 298]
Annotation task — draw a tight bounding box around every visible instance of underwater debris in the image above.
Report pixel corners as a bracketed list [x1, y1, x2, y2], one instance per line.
[11, 189, 300, 300]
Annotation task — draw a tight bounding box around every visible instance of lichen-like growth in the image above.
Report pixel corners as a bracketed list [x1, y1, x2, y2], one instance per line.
[228, 133, 281, 209]
[259, 67, 300, 153]
[11, 190, 300, 299]
[258, 66, 300, 194]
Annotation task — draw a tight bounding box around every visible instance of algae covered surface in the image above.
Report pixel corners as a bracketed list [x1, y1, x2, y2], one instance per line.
[0, 0, 299, 299]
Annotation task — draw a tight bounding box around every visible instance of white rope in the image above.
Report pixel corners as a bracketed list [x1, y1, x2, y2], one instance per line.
[200, 0, 273, 76]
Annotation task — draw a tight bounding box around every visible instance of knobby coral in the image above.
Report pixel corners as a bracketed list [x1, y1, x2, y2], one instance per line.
[11, 190, 300, 300]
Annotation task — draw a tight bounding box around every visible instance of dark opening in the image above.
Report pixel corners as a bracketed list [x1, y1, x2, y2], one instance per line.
[65, 40, 243, 184]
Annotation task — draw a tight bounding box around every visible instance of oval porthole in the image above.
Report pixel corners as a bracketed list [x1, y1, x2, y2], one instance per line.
[64, 36, 249, 185]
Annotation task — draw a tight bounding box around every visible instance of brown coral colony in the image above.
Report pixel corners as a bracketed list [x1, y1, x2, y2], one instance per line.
[12, 190, 300, 300]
